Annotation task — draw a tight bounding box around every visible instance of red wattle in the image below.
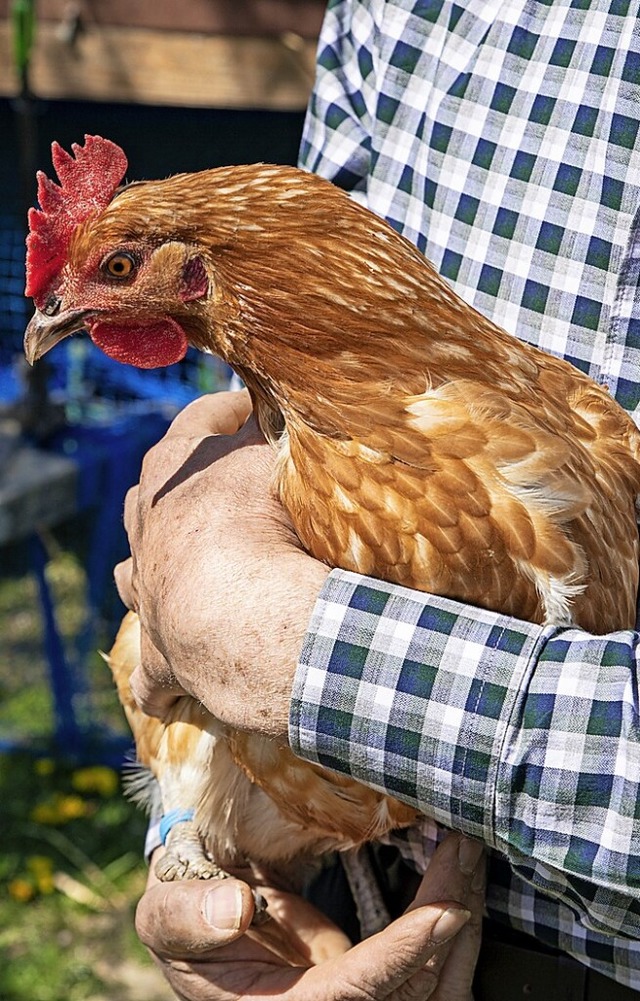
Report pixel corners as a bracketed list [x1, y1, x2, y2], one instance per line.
[89, 318, 188, 368]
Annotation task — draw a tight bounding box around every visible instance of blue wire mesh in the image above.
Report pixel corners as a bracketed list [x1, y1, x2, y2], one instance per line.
[0, 214, 30, 403]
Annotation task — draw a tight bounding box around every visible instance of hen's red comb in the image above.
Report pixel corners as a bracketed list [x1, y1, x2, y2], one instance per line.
[25, 135, 128, 305]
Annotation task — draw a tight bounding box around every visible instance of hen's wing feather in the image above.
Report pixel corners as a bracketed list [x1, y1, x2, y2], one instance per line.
[277, 372, 640, 633]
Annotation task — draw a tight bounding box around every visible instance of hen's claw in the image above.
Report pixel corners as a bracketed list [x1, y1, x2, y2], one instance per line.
[155, 818, 269, 922]
[156, 819, 222, 881]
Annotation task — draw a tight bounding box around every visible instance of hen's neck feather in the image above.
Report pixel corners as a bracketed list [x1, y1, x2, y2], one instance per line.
[95, 165, 640, 465]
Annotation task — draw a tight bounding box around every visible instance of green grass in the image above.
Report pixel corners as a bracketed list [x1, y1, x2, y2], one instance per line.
[0, 545, 174, 1001]
[0, 543, 130, 743]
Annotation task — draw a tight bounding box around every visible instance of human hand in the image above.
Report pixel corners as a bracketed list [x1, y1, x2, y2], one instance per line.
[114, 390, 329, 739]
[136, 832, 484, 1001]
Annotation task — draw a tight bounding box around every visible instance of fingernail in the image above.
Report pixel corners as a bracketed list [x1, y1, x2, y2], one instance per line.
[430, 906, 471, 943]
[458, 836, 484, 874]
[204, 881, 243, 932]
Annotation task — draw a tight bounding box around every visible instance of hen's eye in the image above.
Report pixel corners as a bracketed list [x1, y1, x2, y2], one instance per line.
[103, 252, 137, 279]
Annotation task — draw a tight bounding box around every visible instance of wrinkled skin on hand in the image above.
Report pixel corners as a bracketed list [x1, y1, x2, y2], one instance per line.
[115, 389, 329, 738]
[137, 832, 485, 1001]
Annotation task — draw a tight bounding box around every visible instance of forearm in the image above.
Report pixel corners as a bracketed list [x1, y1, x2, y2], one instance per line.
[290, 569, 541, 832]
[291, 569, 640, 911]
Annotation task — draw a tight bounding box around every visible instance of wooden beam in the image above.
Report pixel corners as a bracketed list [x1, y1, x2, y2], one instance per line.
[0, 0, 326, 39]
[0, 21, 318, 110]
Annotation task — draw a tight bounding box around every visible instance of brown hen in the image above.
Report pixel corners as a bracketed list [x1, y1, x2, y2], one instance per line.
[24, 138, 640, 917]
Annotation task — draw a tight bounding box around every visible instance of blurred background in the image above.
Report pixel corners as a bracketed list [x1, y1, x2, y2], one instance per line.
[0, 2, 323, 996]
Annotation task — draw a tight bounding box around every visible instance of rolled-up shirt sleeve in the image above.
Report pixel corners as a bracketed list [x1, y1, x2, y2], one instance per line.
[290, 568, 640, 936]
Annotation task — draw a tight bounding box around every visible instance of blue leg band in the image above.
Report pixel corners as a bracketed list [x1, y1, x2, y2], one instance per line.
[159, 808, 196, 845]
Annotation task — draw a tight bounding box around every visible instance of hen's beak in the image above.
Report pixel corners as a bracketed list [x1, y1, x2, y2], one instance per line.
[24, 307, 92, 365]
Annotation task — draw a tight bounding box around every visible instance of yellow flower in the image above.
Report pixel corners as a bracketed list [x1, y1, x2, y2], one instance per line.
[71, 765, 119, 798]
[36, 873, 55, 895]
[31, 793, 91, 825]
[8, 878, 34, 903]
[26, 857, 56, 896]
[57, 794, 90, 820]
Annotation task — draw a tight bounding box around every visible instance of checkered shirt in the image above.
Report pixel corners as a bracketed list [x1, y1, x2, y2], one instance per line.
[291, 0, 640, 988]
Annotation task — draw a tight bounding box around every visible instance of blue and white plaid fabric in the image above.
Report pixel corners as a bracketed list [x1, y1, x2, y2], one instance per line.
[292, 0, 640, 988]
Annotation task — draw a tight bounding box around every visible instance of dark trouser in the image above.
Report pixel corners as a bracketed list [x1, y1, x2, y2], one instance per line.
[477, 921, 637, 1000]
[305, 846, 639, 1000]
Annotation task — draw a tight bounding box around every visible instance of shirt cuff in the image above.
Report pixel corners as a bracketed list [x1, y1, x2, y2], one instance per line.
[290, 567, 551, 845]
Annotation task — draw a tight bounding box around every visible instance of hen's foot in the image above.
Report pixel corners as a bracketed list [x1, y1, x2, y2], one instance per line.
[156, 819, 224, 881]
[155, 818, 268, 922]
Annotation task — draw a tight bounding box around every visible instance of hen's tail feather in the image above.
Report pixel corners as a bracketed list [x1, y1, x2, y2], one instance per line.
[121, 752, 162, 815]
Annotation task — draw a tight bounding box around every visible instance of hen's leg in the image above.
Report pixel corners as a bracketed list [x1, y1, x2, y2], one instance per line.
[154, 811, 268, 920]
[154, 813, 227, 882]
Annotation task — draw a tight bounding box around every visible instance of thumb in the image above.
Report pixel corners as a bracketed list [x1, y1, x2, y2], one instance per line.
[164, 388, 253, 439]
[136, 877, 255, 956]
[304, 903, 471, 1000]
